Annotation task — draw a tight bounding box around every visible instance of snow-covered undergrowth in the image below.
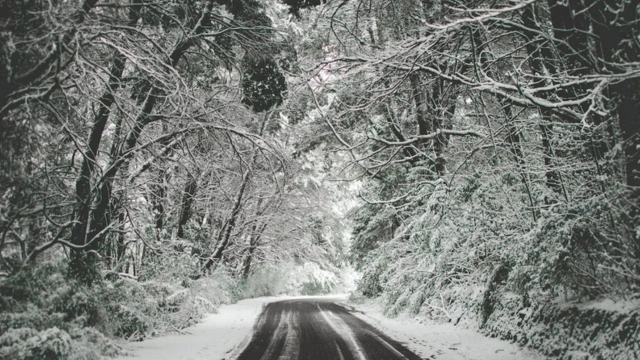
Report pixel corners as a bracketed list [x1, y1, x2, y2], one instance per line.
[0, 258, 349, 360]
[433, 288, 640, 359]
[351, 165, 640, 359]
[353, 286, 639, 360]
[234, 262, 347, 300]
[111, 296, 279, 360]
[482, 295, 640, 360]
[0, 261, 236, 360]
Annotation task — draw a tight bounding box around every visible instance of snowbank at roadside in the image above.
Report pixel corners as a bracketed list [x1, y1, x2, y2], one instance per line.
[112, 296, 273, 360]
[344, 297, 545, 360]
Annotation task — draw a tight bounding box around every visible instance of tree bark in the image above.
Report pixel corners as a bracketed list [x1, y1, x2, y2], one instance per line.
[149, 170, 168, 231]
[205, 169, 250, 270]
[69, 0, 215, 283]
[68, 2, 142, 283]
[521, 4, 567, 201]
[177, 173, 199, 238]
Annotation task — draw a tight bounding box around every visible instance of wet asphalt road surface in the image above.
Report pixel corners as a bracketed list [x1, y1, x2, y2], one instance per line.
[235, 299, 423, 360]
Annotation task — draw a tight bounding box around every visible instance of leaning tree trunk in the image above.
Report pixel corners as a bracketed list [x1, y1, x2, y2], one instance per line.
[68, 1, 143, 284]
[177, 173, 199, 239]
[69, 0, 216, 284]
[204, 113, 271, 271]
[240, 222, 268, 279]
[205, 169, 249, 270]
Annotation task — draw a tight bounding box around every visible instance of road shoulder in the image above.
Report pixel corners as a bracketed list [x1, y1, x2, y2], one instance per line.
[342, 298, 545, 360]
[111, 297, 274, 360]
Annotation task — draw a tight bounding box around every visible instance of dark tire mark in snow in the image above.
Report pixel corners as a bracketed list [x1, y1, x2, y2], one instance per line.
[235, 299, 424, 360]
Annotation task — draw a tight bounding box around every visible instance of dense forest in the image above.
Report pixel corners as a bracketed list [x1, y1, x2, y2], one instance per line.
[319, 0, 640, 309]
[0, 0, 638, 358]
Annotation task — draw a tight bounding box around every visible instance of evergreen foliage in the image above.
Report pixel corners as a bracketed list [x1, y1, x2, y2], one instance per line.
[242, 57, 287, 112]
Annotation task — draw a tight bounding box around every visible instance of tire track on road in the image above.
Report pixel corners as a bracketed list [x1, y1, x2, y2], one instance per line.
[234, 299, 425, 360]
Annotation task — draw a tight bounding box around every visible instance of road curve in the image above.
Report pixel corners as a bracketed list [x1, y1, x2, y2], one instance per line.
[235, 299, 423, 360]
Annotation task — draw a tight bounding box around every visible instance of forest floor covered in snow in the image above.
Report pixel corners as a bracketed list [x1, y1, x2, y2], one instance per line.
[112, 294, 544, 360]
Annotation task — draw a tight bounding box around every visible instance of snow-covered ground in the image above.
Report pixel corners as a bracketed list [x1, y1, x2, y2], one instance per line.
[111, 296, 280, 360]
[346, 298, 545, 360]
[113, 294, 544, 360]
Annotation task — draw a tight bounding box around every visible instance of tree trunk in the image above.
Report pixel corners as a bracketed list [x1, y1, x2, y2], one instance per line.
[68, 2, 142, 283]
[150, 172, 167, 231]
[241, 225, 265, 279]
[205, 169, 249, 270]
[502, 101, 538, 222]
[70, 0, 215, 284]
[521, 4, 568, 201]
[546, 0, 639, 195]
[240, 198, 270, 278]
[204, 113, 270, 270]
[409, 73, 455, 177]
[430, 79, 454, 177]
[177, 173, 198, 238]
[112, 211, 127, 271]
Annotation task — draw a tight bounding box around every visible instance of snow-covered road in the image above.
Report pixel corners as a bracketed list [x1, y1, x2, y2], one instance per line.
[113, 295, 544, 360]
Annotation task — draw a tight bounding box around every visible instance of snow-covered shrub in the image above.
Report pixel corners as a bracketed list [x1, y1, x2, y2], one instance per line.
[235, 264, 292, 299]
[100, 265, 235, 338]
[354, 179, 490, 318]
[98, 278, 153, 338]
[295, 262, 341, 295]
[348, 291, 367, 304]
[147, 265, 235, 334]
[349, 126, 640, 358]
[0, 308, 65, 334]
[0, 326, 113, 360]
[0, 328, 39, 348]
[0, 261, 123, 359]
[47, 283, 106, 330]
[69, 327, 121, 357]
[137, 248, 201, 284]
[233, 261, 341, 299]
[1, 327, 73, 360]
[140, 280, 174, 301]
[190, 267, 235, 307]
[353, 152, 639, 321]
[113, 305, 151, 339]
[482, 295, 640, 359]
